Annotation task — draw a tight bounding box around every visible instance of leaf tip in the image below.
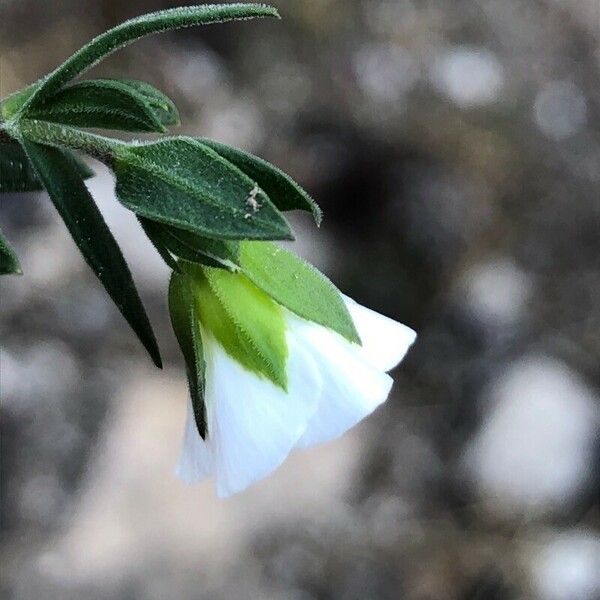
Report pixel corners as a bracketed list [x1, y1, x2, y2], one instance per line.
[151, 348, 164, 369]
[255, 4, 281, 19]
[281, 226, 295, 241]
[313, 205, 323, 226]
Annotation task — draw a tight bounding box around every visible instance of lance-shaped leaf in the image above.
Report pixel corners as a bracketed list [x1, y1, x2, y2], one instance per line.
[113, 138, 293, 241]
[26, 79, 179, 133]
[21, 139, 162, 367]
[1, 87, 36, 120]
[169, 272, 207, 438]
[0, 228, 22, 275]
[140, 217, 239, 271]
[0, 141, 94, 193]
[22, 4, 279, 114]
[200, 139, 322, 224]
[239, 242, 360, 344]
[119, 79, 180, 128]
[138, 217, 182, 273]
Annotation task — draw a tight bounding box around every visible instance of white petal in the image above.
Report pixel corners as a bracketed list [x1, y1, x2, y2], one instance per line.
[175, 398, 214, 484]
[208, 334, 322, 498]
[289, 315, 393, 450]
[343, 295, 417, 372]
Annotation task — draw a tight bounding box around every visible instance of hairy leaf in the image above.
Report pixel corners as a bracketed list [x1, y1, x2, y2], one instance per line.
[240, 242, 360, 343]
[0, 141, 94, 193]
[114, 137, 293, 241]
[119, 79, 180, 128]
[26, 79, 177, 132]
[22, 4, 279, 113]
[1, 87, 36, 120]
[138, 217, 181, 272]
[22, 139, 162, 367]
[200, 139, 322, 224]
[0, 228, 22, 275]
[140, 217, 239, 270]
[187, 263, 288, 389]
[169, 272, 207, 438]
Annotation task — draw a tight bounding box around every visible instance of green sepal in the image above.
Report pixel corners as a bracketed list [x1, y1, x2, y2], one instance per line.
[186, 263, 288, 389]
[113, 137, 293, 241]
[239, 242, 360, 344]
[139, 217, 239, 271]
[200, 138, 322, 225]
[26, 79, 178, 133]
[21, 138, 162, 367]
[20, 4, 280, 115]
[0, 228, 22, 275]
[0, 141, 94, 193]
[169, 272, 207, 438]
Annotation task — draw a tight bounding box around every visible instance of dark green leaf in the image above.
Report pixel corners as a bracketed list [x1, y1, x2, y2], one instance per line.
[0, 141, 94, 193]
[1, 87, 36, 120]
[169, 272, 207, 438]
[1, 141, 46, 192]
[139, 217, 239, 270]
[239, 242, 360, 343]
[200, 138, 322, 224]
[22, 4, 279, 113]
[113, 137, 293, 241]
[0, 228, 22, 275]
[21, 139, 162, 367]
[138, 217, 181, 272]
[26, 79, 174, 132]
[119, 79, 180, 128]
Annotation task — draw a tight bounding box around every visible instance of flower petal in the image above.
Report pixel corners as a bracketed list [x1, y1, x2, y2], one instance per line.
[176, 398, 214, 484]
[207, 333, 322, 497]
[289, 315, 394, 450]
[343, 295, 416, 372]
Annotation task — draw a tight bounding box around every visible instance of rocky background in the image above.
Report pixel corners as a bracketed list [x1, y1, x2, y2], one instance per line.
[1, 1, 599, 598]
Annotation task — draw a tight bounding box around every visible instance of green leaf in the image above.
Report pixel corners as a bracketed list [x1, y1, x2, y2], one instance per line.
[26, 79, 177, 133]
[21, 4, 280, 114]
[21, 139, 162, 367]
[1, 87, 36, 120]
[113, 137, 293, 241]
[0, 141, 94, 193]
[169, 272, 207, 438]
[119, 79, 180, 128]
[186, 262, 288, 389]
[138, 217, 182, 272]
[200, 139, 322, 225]
[140, 217, 239, 271]
[0, 228, 22, 275]
[1, 141, 46, 192]
[239, 242, 360, 343]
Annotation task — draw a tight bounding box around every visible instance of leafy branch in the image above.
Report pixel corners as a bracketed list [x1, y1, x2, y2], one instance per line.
[1, 4, 321, 370]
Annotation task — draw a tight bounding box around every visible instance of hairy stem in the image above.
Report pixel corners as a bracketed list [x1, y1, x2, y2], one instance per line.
[14, 120, 121, 164]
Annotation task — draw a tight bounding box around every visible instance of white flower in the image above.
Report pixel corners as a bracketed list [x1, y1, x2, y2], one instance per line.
[176, 290, 416, 498]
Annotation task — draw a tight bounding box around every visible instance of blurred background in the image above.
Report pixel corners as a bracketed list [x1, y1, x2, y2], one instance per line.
[1, 1, 600, 598]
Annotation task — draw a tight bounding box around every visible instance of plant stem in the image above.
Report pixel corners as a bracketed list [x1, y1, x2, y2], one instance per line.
[14, 119, 122, 164]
